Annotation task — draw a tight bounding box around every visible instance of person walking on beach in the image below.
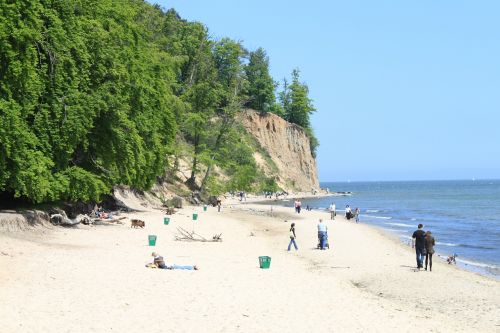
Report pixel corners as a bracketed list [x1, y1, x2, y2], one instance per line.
[354, 208, 360, 223]
[287, 223, 298, 251]
[345, 205, 352, 220]
[294, 200, 299, 213]
[329, 202, 336, 220]
[317, 219, 328, 250]
[424, 231, 436, 271]
[297, 200, 302, 214]
[216, 198, 222, 212]
[412, 224, 426, 269]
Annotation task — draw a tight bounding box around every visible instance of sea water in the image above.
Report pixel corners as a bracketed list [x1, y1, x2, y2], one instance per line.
[289, 180, 500, 278]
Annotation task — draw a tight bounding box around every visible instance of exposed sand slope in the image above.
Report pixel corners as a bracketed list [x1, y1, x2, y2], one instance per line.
[0, 201, 498, 333]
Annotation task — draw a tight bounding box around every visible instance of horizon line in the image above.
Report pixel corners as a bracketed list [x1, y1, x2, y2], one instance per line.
[319, 178, 500, 183]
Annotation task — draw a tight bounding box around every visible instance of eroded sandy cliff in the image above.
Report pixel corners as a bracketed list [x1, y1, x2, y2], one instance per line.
[240, 110, 319, 191]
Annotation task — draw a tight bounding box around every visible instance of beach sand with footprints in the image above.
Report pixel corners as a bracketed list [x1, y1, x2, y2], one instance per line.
[0, 196, 499, 333]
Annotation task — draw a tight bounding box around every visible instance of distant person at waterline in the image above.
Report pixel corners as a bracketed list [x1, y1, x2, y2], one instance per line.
[329, 202, 336, 220]
[287, 223, 298, 251]
[424, 231, 436, 271]
[412, 224, 426, 269]
[294, 199, 302, 214]
[345, 205, 352, 220]
[354, 208, 360, 223]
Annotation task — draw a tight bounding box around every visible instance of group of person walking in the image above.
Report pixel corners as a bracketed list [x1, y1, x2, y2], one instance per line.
[287, 219, 329, 251]
[287, 207, 438, 272]
[329, 203, 360, 222]
[412, 224, 436, 271]
[294, 200, 302, 214]
[345, 205, 360, 222]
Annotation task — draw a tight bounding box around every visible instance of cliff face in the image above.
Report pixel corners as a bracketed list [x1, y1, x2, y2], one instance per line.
[240, 110, 319, 191]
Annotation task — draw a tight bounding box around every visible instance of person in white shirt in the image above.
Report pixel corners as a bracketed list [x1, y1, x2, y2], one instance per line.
[317, 219, 328, 250]
[345, 205, 352, 220]
[329, 203, 336, 220]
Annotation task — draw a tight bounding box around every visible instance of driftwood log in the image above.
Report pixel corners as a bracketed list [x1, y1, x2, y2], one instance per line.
[175, 227, 222, 242]
[50, 213, 79, 226]
[92, 216, 127, 224]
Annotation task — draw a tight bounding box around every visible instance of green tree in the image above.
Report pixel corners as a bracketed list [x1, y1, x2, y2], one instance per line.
[245, 47, 275, 113]
[0, 0, 179, 202]
[284, 69, 315, 128]
[198, 39, 248, 193]
[280, 69, 319, 157]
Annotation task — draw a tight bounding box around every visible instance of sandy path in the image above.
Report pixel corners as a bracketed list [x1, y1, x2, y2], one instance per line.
[0, 202, 498, 333]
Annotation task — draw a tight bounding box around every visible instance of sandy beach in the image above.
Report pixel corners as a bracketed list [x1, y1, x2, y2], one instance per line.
[0, 199, 499, 333]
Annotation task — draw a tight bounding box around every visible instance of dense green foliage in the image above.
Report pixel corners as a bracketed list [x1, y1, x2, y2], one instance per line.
[0, 0, 178, 202]
[0, 0, 319, 203]
[279, 69, 318, 156]
[245, 48, 275, 113]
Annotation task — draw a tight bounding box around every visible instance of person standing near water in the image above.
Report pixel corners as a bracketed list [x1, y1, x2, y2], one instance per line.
[345, 205, 352, 220]
[412, 224, 426, 269]
[354, 208, 360, 223]
[424, 231, 436, 271]
[329, 202, 336, 220]
[287, 223, 298, 251]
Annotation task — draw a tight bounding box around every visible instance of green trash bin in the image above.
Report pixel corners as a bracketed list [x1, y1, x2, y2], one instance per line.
[148, 235, 157, 246]
[259, 256, 271, 269]
[203, 205, 207, 212]
[163, 216, 170, 225]
[192, 213, 198, 221]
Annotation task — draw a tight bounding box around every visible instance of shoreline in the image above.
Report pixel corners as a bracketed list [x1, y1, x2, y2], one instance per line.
[1, 200, 499, 332]
[248, 195, 500, 281]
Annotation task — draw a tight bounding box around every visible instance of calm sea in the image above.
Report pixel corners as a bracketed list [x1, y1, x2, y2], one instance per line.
[290, 180, 500, 278]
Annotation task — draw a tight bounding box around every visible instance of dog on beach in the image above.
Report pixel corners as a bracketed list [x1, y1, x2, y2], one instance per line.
[131, 219, 145, 228]
[447, 253, 457, 264]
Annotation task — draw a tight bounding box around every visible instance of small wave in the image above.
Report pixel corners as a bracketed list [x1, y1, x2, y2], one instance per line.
[366, 209, 380, 213]
[410, 218, 417, 221]
[458, 244, 496, 250]
[436, 242, 458, 247]
[455, 258, 499, 270]
[367, 215, 392, 220]
[385, 222, 412, 227]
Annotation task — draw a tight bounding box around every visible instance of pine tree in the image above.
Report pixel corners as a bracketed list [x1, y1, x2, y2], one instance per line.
[245, 47, 275, 113]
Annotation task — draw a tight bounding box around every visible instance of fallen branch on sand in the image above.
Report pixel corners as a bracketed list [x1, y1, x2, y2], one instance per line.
[175, 227, 222, 242]
[91, 216, 127, 224]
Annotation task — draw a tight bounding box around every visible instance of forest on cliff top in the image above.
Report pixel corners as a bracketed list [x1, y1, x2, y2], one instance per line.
[0, 0, 317, 204]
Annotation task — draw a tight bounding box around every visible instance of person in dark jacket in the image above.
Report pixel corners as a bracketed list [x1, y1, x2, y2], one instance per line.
[412, 224, 426, 269]
[424, 231, 436, 271]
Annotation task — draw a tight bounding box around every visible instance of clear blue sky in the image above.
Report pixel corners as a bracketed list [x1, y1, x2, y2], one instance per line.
[152, 0, 500, 181]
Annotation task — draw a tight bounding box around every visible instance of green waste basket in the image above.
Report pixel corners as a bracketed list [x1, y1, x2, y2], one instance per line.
[148, 235, 157, 246]
[203, 205, 207, 212]
[259, 256, 271, 269]
[163, 216, 170, 225]
[192, 213, 198, 221]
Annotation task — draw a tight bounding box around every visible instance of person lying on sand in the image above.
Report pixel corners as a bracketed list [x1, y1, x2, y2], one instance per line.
[150, 252, 198, 270]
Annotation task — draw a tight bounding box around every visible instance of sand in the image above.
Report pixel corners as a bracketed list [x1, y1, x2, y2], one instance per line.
[0, 198, 499, 333]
